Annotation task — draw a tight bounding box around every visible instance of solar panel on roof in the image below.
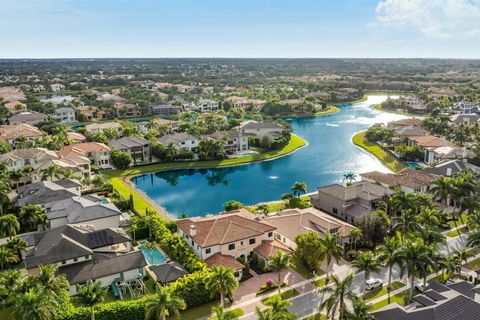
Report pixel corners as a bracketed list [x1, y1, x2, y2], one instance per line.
[424, 290, 447, 301]
[413, 295, 436, 307]
[88, 230, 110, 247]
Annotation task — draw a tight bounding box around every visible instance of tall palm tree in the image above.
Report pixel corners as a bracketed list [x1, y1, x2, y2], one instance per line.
[376, 237, 402, 304]
[266, 296, 296, 320]
[40, 164, 61, 181]
[9, 168, 26, 190]
[342, 173, 357, 186]
[416, 207, 442, 228]
[319, 274, 356, 320]
[291, 181, 307, 198]
[0, 214, 20, 239]
[11, 287, 57, 320]
[36, 264, 69, 299]
[145, 285, 186, 320]
[255, 307, 276, 320]
[399, 239, 431, 302]
[348, 298, 374, 320]
[393, 209, 417, 242]
[206, 266, 239, 308]
[210, 305, 240, 320]
[268, 251, 292, 294]
[467, 228, 480, 248]
[467, 210, 480, 230]
[320, 232, 343, 283]
[77, 280, 107, 320]
[0, 269, 22, 303]
[348, 228, 362, 250]
[453, 248, 473, 268]
[0, 246, 17, 270]
[418, 227, 446, 247]
[6, 237, 27, 262]
[351, 251, 382, 297]
[19, 204, 47, 230]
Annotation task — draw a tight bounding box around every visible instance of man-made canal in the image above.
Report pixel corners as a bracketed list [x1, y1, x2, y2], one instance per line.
[132, 96, 407, 217]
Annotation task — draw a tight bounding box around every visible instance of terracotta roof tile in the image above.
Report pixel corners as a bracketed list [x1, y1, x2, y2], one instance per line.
[205, 253, 244, 270]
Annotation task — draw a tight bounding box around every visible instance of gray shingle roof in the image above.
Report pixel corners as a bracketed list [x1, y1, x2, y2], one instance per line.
[15, 180, 81, 207]
[150, 261, 188, 284]
[157, 132, 197, 145]
[46, 196, 121, 224]
[422, 160, 480, 177]
[109, 136, 151, 149]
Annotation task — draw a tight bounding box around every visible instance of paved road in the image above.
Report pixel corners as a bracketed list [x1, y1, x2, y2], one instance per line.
[240, 233, 469, 319]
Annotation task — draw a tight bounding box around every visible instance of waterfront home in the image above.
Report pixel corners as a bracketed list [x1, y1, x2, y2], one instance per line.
[407, 135, 471, 165]
[194, 99, 219, 112]
[137, 118, 180, 133]
[310, 181, 394, 224]
[176, 209, 277, 279]
[151, 104, 182, 116]
[387, 118, 423, 130]
[157, 132, 199, 151]
[58, 142, 112, 169]
[45, 194, 126, 229]
[75, 105, 106, 121]
[54, 107, 76, 123]
[50, 83, 65, 92]
[12, 179, 82, 207]
[225, 96, 267, 111]
[360, 170, 436, 193]
[422, 159, 480, 177]
[450, 114, 480, 128]
[202, 129, 249, 154]
[451, 101, 480, 115]
[109, 136, 151, 164]
[392, 125, 429, 144]
[238, 120, 284, 139]
[24, 224, 146, 295]
[372, 280, 480, 320]
[401, 96, 427, 113]
[148, 262, 188, 285]
[8, 112, 48, 125]
[306, 91, 332, 101]
[333, 88, 360, 100]
[84, 121, 123, 134]
[32, 157, 90, 182]
[264, 207, 355, 248]
[0, 123, 43, 145]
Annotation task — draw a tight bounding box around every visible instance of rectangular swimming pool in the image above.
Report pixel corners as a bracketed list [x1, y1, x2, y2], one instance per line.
[140, 244, 168, 265]
[405, 161, 423, 170]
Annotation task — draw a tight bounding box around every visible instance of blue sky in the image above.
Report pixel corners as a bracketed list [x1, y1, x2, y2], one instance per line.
[1, 0, 480, 58]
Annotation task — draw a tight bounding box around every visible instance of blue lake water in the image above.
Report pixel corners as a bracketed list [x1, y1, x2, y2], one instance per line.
[132, 96, 407, 217]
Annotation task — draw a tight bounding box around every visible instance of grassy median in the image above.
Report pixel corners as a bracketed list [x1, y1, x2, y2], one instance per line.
[352, 131, 406, 173]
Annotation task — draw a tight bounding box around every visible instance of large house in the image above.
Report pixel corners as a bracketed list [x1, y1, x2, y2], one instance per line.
[109, 136, 151, 164]
[310, 181, 395, 224]
[401, 96, 427, 113]
[392, 126, 429, 144]
[8, 112, 48, 125]
[12, 179, 82, 207]
[195, 99, 219, 112]
[157, 132, 199, 151]
[0, 123, 43, 145]
[407, 135, 470, 165]
[372, 280, 480, 320]
[24, 224, 147, 295]
[75, 106, 106, 121]
[58, 142, 112, 169]
[151, 104, 181, 116]
[450, 114, 480, 128]
[238, 120, 284, 139]
[451, 101, 480, 115]
[50, 83, 65, 92]
[177, 209, 280, 279]
[360, 170, 436, 194]
[84, 122, 123, 134]
[264, 207, 355, 248]
[387, 118, 423, 130]
[54, 107, 76, 123]
[202, 129, 249, 154]
[422, 159, 480, 178]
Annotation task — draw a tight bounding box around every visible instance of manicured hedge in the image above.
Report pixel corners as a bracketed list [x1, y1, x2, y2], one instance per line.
[57, 297, 148, 320]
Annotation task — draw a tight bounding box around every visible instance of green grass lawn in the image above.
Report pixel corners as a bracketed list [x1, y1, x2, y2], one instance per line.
[304, 314, 327, 320]
[370, 289, 420, 311]
[261, 289, 298, 305]
[363, 281, 405, 301]
[110, 177, 159, 216]
[314, 105, 340, 116]
[464, 257, 480, 271]
[210, 308, 244, 320]
[168, 301, 218, 320]
[291, 256, 317, 279]
[352, 131, 407, 172]
[446, 226, 469, 238]
[447, 214, 468, 229]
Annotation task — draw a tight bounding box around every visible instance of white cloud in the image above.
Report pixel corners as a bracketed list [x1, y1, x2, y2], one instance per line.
[372, 0, 480, 38]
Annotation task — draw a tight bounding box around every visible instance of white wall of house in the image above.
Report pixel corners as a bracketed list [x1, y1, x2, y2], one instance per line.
[49, 215, 120, 230]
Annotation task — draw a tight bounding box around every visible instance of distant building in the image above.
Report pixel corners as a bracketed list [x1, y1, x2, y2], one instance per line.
[9, 112, 48, 125]
[151, 104, 182, 116]
[54, 107, 76, 123]
[84, 122, 122, 134]
[0, 123, 43, 145]
[238, 120, 284, 139]
[451, 101, 480, 115]
[50, 83, 65, 92]
[157, 133, 199, 151]
[195, 99, 219, 112]
[109, 136, 151, 164]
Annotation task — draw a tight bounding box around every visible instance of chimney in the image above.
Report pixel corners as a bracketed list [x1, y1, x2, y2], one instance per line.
[446, 168, 452, 176]
[256, 211, 263, 220]
[189, 225, 197, 237]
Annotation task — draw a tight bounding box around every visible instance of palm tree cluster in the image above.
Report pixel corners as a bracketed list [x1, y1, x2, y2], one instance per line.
[0, 264, 70, 320]
[256, 296, 296, 320]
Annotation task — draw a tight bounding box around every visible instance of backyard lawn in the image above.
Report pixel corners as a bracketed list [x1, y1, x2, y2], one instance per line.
[352, 131, 407, 172]
[261, 289, 298, 305]
[464, 258, 480, 271]
[363, 281, 405, 301]
[370, 290, 420, 311]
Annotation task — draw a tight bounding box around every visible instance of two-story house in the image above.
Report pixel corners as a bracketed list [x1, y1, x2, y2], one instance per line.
[238, 120, 284, 139]
[58, 142, 112, 169]
[54, 107, 76, 123]
[195, 99, 219, 112]
[109, 136, 151, 164]
[360, 170, 436, 194]
[0, 123, 44, 145]
[202, 129, 248, 154]
[157, 132, 199, 151]
[84, 122, 123, 135]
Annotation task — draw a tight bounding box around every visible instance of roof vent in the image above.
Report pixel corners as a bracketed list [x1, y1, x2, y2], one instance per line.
[189, 225, 197, 237]
[446, 168, 452, 176]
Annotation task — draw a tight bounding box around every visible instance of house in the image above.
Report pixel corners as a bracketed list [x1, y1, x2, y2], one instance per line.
[75, 106, 106, 121]
[148, 262, 188, 285]
[387, 118, 423, 130]
[0, 123, 43, 145]
[45, 194, 126, 229]
[334, 88, 360, 100]
[360, 170, 436, 194]
[264, 207, 355, 248]
[195, 99, 219, 112]
[58, 142, 112, 169]
[450, 114, 480, 128]
[4, 101, 28, 113]
[451, 101, 480, 115]
[0, 86, 26, 103]
[372, 280, 480, 320]
[24, 224, 146, 295]
[0, 147, 58, 171]
[109, 136, 151, 164]
[32, 157, 90, 182]
[176, 209, 278, 279]
[401, 96, 427, 113]
[42, 95, 77, 106]
[407, 135, 469, 165]
[392, 126, 429, 144]
[306, 91, 332, 101]
[54, 107, 76, 123]
[8, 112, 48, 125]
[202, 129, 248, 154]
[50, 83, 65, 92]
[151, 104, 182, 116]
[13, 179, 82, 207]
[66, 132, 87, 143]
[84, 122, 123, 134]
[422, 159, 480, 177]
[310, 181, 395, 224]
[137, 119, 180, 133]
[157, 132, 199, 151]
[238, 120, 284, 139]
[116, 103, 142, 117]
[427, 87, 455, 100]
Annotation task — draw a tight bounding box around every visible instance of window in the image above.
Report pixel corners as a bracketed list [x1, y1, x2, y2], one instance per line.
[268, 232, 273, 238]
[73, 258, 78, 262]
[61, 261, 66, 265]
[249, 238, 256, 245]
[332, 207, 338, 214]
[228, 243, 235, 251]
[206, 248, 211, 254]
[240, 241, 244, 246]
[84, 255, 90, 259]
[234, 271, 240, 278]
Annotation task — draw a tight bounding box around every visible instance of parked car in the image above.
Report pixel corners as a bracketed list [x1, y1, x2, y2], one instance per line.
[366, 278, 383, 291]
[414, 282, 425, 292]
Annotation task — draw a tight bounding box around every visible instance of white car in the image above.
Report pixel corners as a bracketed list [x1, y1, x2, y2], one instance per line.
[366, 278, 383, 291]
[414, 282, 425, 292]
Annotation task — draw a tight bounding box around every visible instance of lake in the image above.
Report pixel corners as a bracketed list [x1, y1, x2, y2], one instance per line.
[132, 96, 407, 217]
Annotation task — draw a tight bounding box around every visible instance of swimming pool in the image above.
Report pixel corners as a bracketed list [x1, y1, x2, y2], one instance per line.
[405, 161, 423, 170]
[140, 244, 168, 265]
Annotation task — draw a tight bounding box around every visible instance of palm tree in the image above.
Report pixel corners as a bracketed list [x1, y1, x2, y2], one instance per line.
[291, 181, 307, 198]
[40, 164, 61, 181]
[206, 266, 239, 308]
[376, 237, 402, 304]
[145, 285, 186, 320]
[77, 280, 107, 320]
[342, 172, 356, 186]
[348, 227, 362, 250]
[319, 274, 356, 320]
[36, 264, 69, 299]
[0, 214, 20, 239]
[9, 168, 26, 190]
[6, 237, 27, 262]
[11, 287, 57, 320]
[351, 251, 382, 297]
[60, 168, 76, 179]
[453, 248, 473, 268]
[348, 298, 374, 320]
[0, 269, 22, 303]
[467, 210, 480, 230]
[255, 307, 276, 320]
[19, 204, 47, 230]
[320, 232, 343, 283]
[268, 251, 292, 294]
[399, 239, 431, 302]
[0, 246, 17, 270]
[266, 296, 295, 320]
[393, 209, 417, 242]
[144, 241, 157, 264]
[210, 305, 240, 320]
[416, 207, 442, 228]
[418, 227, 446, 247]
